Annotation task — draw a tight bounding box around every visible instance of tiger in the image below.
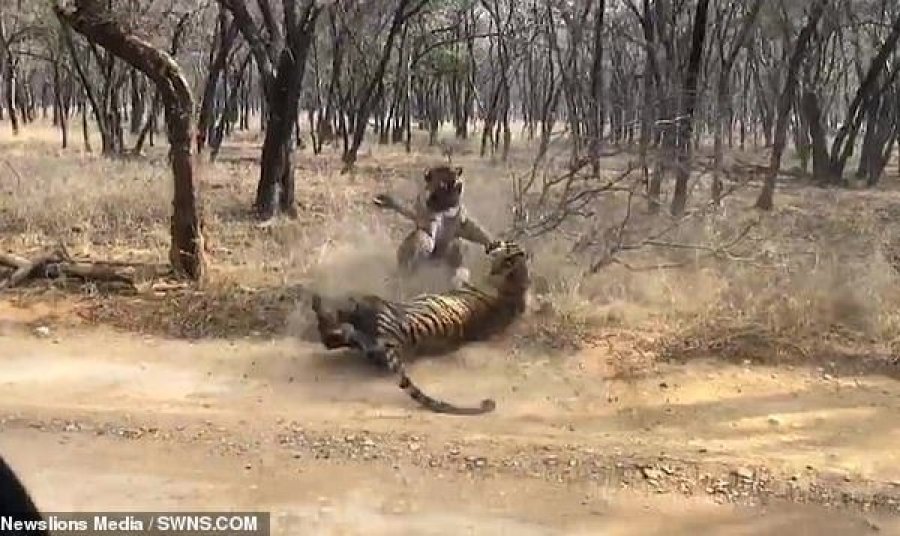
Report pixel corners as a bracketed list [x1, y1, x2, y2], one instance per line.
[373, 165, 498, 290]
[310, 240, 531, 416]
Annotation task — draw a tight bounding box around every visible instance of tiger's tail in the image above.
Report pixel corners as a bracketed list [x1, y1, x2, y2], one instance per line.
[388, 348, 495, 416]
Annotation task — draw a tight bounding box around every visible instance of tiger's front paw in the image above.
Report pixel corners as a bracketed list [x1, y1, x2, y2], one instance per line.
[450, 267, 471, 289]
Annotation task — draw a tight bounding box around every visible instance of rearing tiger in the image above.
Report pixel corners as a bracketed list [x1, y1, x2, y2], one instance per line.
[374, 165, 498, 290]
[310, 241, 530, 415]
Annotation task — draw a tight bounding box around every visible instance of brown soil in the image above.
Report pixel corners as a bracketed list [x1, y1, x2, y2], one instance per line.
[0, 318, 897, 535]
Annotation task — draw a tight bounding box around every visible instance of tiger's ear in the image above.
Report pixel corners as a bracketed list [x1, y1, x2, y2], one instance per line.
[454, 166, 463, 177]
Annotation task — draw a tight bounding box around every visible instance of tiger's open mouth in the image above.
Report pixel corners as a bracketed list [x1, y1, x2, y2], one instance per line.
[425, 184, 462, 212]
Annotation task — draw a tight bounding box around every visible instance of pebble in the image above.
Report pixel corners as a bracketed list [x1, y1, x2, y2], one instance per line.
[33, 326, 51, 338]
[864, 520, 880, 532]
[734, 467, 754, 481]
[642, 467, 665, 481]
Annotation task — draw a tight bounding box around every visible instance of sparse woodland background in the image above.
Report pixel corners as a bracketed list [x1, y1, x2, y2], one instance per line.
[2, 0, 900, 368]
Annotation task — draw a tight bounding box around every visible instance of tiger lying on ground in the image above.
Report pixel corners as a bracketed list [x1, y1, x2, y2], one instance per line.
[374, 165, 498, 289]
[310, 240, 531, 416]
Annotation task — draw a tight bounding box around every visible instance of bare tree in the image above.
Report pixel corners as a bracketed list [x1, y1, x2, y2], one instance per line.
[710, 0, 762, 205]
[340, 0, 429, 171]
[669, 0, 709, 217]
[0, 7, 21, 135]
[55, 0, 206, 279]
[755, 0, 827, 211]
[219, 0, 321, 221]
[822, 9, 900, 184]
[196, 6, 239, 154]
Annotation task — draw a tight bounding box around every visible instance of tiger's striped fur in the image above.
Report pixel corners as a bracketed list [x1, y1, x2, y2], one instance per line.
[311, 241, 530, 415]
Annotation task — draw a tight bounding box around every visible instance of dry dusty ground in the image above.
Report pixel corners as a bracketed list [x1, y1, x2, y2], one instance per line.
[3, 122, 900, 534]
[1, 308, 899, 535]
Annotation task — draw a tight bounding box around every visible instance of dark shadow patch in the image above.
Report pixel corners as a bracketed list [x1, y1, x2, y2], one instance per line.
[214, 155, 261, 166]
[75, 282, 310, 340]
[0, 453, 46, 533]
[660, 321, 900, 380]
[303, 347, 391, 379]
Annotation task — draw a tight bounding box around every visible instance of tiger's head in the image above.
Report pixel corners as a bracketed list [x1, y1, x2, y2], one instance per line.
[486, 241, 531, 295]
[423, 165, 464, 212]
[311, 294, 358, 349]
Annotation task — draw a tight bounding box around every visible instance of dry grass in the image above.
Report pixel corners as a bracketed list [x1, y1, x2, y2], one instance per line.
[3, 119, 900, 377]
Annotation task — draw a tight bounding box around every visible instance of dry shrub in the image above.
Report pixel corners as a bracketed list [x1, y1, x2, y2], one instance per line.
[0, 153, 169, 242]
[711, 249, 900, 339]
[662, 232, 900, 364]
[511, 179, 900, 365]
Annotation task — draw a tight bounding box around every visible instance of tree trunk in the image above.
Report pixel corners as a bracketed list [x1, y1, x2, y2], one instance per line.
[197, 9, 238, 153]
[79, 91, 92, 152]
[133, 92, 160, 154]
[755, 1, 826, 210]
[56, 0, 206, 280]
[342, 0, 426, 171]
[129, 69, 145, 135]
[51, 53, 68, 148]
[670, 0, 709, 217]
[712, 0, 763, 204]
[858, 87, 898, 186]
[587, 0, 605, 171]
[220, 0, 321, 220]
[856, 93, 882, 178]
[800, 91, 830, 181]
[827, 10, 900, 181]
[253, 3, 320, 220]
[0, 15, 19, 135]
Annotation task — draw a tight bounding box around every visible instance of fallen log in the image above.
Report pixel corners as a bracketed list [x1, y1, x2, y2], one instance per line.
[0, 247, 157, 291]
[0, 249, 69, 289]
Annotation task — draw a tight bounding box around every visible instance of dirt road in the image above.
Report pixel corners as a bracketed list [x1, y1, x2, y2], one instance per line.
[0, 323, 898, 535]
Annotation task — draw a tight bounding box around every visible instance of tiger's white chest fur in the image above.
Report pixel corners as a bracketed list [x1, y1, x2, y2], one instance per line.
[413, 193, 466, 254]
